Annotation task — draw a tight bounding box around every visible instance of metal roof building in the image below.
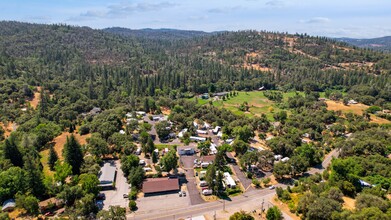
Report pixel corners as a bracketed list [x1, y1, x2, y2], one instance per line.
[98, 161, 117, 190]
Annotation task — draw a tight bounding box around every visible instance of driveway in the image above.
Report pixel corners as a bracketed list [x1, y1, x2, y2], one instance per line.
[227, 153, 254, 192]
[307, 149, 339, 175]
[102, 160, 130, 210]
[180, 155, 205, 205]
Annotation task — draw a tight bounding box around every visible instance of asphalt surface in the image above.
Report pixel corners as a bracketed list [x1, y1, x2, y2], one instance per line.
[128, 183, 285, 220]
[180, 155, 205, 205]
[102, 160, 129, 210]
[307, 149, 339, 175]
[230, 163, 254, 192]
[143, 116, 160, 144]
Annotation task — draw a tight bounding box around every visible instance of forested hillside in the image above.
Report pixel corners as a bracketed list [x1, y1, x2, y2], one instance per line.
[336, 36, 391, 53]
[1, 21, 390, 124]
[0, 21, 390, 219]
[103, 27, 212, 40]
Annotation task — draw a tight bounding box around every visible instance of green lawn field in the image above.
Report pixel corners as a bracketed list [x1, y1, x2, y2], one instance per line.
[194, 90, 326, 121]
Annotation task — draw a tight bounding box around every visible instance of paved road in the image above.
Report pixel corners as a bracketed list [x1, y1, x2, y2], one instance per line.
[307, 149, 339, 175]
[102, 160, 129, 210]
[180, 155, 205, 205]
[143, 116, 160, 144]
[128, 184, 285, 220]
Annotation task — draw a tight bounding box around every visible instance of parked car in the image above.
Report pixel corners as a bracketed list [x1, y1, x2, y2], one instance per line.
[123, 194, 129, 198]
[182, 191, 186, 197]
[178, 191, 183, 197]
[97, 193, 106, 200]
[202, 189, 213, 196]
[269, 185, 275, 190]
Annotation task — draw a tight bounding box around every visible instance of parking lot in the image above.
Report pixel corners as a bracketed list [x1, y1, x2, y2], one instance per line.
[136, 191, 191, 214]
[101, 160, 130, 210]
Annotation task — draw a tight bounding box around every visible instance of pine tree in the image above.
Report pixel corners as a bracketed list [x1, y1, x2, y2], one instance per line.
[144, 137, 155, 155]
[24, 153, 45, 197]
[152, 151, 158, 164]
[63, 134, 84, 174]
[48, 146, 58, 171]
[4, 137, 24, 167]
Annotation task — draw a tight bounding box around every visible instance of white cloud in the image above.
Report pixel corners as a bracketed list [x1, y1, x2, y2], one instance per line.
[265, 0, 285, 7]
[299, 17, 331, 24]
[69, 1, 178, 21]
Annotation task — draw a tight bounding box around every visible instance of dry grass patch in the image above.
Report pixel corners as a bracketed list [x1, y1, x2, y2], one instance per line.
[52, 131, 91, 160]
[325, 100, 390, 124]
[161, 107, 171, 115]
[1, 122, 16, 138]
[27, 86, 41, 109]
[270, 196, 300, 220]
[342, 196, 355, 210]
[40, 131, 91, 177]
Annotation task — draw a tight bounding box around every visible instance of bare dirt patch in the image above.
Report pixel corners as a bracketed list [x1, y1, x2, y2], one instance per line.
[28, 86, 41, 109]
[1, 122, 16, 138]
[161, 107, 171, 115]
[342, 196, 355, 210]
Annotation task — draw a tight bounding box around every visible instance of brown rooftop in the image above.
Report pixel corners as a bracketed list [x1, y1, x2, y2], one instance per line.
[142, 178, 179, 194]
[201, 155, 216, 163]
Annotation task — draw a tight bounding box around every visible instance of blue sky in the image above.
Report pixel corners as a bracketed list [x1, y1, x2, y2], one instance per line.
[1, 0, 391, 38]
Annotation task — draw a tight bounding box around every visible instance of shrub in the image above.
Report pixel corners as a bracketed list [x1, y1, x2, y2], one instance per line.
[129, 187, 138, 200]
[227, 188, 242, 195]
[79, 124, 90, 135]
[288, 201, 296, 213]
[252, 178, 261, 188]
[129, 200, 137, 211]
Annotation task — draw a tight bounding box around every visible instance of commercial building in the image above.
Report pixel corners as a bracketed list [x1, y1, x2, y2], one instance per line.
[142, 178, 180, 196]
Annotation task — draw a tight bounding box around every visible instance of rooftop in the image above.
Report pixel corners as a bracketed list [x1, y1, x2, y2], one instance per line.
[201, 155, 216, 163]
[142, 178, 179, 194]
[98, 161, 117, 186]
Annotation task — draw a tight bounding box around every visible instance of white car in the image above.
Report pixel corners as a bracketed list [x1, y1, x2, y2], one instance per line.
[269, 185, 275, 190]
